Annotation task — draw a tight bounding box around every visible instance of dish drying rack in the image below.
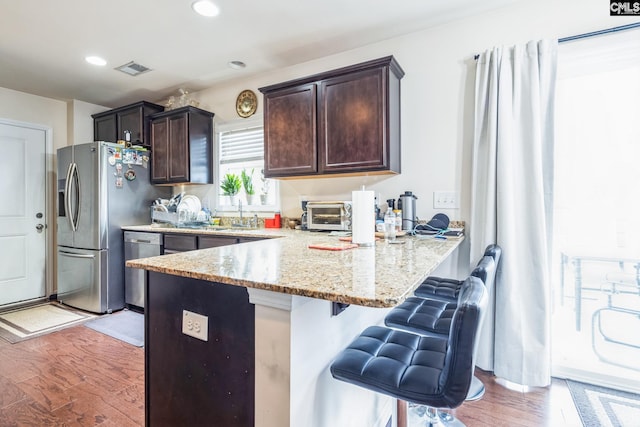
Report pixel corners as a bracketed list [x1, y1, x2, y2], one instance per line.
[151, 208, 209, 228]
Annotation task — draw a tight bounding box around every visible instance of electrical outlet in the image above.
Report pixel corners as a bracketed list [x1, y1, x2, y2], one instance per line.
[433, 191, 460, 209]
[182, 310, 208, 341]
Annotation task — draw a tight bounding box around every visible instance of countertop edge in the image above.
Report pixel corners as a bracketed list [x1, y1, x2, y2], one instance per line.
[124, 225, 464, 308]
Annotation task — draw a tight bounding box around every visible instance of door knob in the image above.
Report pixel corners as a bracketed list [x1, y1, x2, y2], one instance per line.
[36, 224, 46, 233]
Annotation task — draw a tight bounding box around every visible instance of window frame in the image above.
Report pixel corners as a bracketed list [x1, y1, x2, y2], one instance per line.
[214, 117, 279, 212]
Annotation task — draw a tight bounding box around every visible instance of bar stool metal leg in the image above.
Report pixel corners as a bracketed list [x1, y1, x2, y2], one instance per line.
[407, 404, 466, 426]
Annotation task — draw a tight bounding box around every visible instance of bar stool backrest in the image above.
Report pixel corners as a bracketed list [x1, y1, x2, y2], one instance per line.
[470, 256, 497, 296]
[484, 243, 502, 267]
[439, 276, 487, 407]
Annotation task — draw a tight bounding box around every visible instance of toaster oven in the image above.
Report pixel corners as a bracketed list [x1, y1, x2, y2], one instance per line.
[306, 201, 352, 231]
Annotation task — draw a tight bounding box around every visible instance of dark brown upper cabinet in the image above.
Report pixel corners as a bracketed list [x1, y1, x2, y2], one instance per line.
[92, 101, 165, 148]
[259, 56, 404, 178]
[149, 106, 214, 185]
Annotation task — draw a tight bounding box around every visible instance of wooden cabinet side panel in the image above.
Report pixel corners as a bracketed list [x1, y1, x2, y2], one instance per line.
[388, 69, 402, 174]
[150, 119, 169, 183]
[168, 113, 189, 182]
[187, 111, 213, 184]
[263, 84, 317, 177]
[146, 272, 255, 427]
[319, 67, 387, 173]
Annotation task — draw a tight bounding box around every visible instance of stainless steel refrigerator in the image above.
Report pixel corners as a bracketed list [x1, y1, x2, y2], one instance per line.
[56, 141, 170, 313]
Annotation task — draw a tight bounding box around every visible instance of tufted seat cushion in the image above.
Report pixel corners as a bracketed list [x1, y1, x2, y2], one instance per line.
[330, 327, 453, 405]
[414, 277, 462, 302]
[331, 278, 486, 409]
[413, 244, 501, 303]
[385, 297, 456, 336]
[414, 255, 495, 303]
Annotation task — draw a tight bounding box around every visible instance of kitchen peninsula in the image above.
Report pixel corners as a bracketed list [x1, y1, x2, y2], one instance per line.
[125, 226, 463, 427]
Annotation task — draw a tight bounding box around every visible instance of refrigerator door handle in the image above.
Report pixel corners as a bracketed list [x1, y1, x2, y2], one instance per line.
[58, 250, 96, 259]
[64, 162, 73, 227]
[66, 162, 80, 232]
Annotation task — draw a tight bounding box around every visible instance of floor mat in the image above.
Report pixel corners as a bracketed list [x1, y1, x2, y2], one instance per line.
[0, 303, 95, 343]
[567, 379, 640, 427]
[84, 309, 144, 347]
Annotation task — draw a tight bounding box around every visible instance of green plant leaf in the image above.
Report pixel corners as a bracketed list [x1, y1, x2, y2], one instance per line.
[241, 168, 255, 195]
[220, 173, 241, 196]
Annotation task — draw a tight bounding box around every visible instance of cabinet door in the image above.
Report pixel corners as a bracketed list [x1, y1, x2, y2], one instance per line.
[94, 114, 117, 142]
[168, 113, 189, 182]
[263, 84, 317, 177]
[151, 113, 189, 184]
[318, 67, 387, 173]
[150, 118, 169, 183]
[163, 234, 197, 252]
[198, 236, 239, 249]
[118, 106, 144, 144]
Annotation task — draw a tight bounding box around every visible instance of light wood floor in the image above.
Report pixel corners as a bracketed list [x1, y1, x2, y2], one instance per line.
[0, 325, 583, 427]
[0, 325, 144, 427]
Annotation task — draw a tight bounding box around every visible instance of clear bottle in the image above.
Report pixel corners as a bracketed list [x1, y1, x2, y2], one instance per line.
[384, 208, 396, 242]
[394, 209, 402, 232]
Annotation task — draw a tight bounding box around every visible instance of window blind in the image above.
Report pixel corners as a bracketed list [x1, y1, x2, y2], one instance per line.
[219, 126, 264, 164]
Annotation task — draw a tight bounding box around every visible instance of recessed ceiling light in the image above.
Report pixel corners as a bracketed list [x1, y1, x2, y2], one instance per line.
[85, 56, 107, 66]
[228, 60, 246, 70]
[192, 0, 219, 17]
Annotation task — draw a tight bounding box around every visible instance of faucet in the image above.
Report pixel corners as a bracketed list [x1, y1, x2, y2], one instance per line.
[238, 199, 243, 222]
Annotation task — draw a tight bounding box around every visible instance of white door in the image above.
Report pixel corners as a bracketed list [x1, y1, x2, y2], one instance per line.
[0, 121, 48, 306]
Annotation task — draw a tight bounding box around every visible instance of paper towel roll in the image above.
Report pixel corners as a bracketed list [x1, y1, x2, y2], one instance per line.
[351, 189, 375, 246]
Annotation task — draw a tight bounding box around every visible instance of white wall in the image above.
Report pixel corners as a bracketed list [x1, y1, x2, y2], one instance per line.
[2, 0, 636, 275]
[188, 0, 637, 271]
[67, 99, 109, 145]
[0, 87, 67, 150]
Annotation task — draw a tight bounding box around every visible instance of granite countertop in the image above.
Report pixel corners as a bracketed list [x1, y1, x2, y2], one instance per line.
[122, 223, 284, 239]
[124, 225, 464, 308]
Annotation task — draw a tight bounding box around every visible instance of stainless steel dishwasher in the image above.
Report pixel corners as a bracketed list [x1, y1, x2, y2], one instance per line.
[124, 231, 163, 309]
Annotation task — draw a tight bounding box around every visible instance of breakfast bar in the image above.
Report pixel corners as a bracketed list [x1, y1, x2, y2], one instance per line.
[126, 228, 463, 427]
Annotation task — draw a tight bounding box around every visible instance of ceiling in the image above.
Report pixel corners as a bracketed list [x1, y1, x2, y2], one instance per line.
[0, 0, 520, 108]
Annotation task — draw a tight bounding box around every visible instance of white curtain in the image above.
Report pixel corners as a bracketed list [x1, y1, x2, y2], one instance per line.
[470, 40, 557, 387]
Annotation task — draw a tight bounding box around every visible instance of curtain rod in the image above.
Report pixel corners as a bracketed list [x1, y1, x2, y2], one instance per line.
[558, 22, 640, 43]
[473, 21, 640, 59]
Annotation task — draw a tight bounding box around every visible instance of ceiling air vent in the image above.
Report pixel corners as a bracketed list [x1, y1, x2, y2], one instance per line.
[115, 61, 152, 76]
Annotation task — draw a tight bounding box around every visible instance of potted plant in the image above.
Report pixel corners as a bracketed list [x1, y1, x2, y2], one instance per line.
[241, 168, 258, 205]
[259, 168, 269, 205]
[220, 172, 241, 205]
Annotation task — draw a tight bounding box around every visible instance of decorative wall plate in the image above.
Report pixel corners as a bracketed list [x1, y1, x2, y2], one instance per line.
[236, 89, 258, 118]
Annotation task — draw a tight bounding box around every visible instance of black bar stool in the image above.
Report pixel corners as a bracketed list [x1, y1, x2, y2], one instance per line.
[385, 256, 496, 402]
[385, 244, 502, 401]
[331, 277, 487, 427]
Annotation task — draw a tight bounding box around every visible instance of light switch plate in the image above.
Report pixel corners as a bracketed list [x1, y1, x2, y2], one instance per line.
[433, 191, 460, 209]
[182, 310, 208, 341]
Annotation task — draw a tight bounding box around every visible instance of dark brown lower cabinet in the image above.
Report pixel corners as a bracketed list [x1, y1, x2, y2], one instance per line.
[146, 272, 254, 426]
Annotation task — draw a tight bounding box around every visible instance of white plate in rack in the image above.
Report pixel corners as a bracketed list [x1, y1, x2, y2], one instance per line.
[178, 195, 201, 214]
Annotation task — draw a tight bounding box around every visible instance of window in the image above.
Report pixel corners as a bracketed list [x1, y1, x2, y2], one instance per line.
[551, 29, 640, 392]
[216, 119, 278, 211]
